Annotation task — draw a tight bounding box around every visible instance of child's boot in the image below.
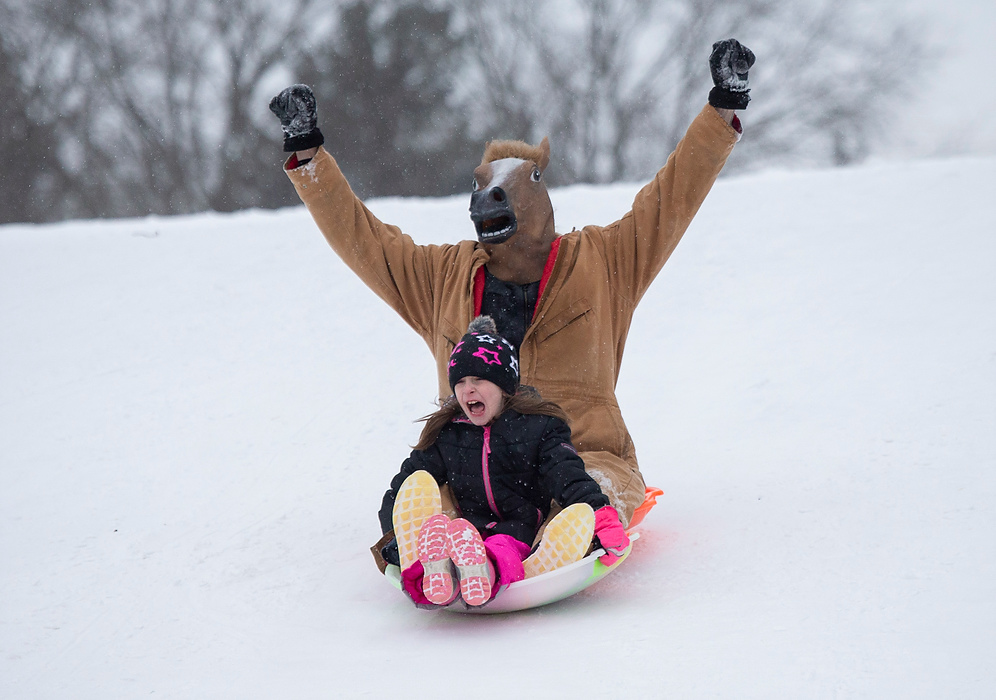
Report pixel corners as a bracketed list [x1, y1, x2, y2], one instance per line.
[392, 470, 442, 571]
[446, 518, 493, 606]
[522, 503, 595, 578]
[416, 514, 457, 605]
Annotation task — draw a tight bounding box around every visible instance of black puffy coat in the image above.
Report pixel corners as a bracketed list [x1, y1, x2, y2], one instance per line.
[379, 409, 610, 545]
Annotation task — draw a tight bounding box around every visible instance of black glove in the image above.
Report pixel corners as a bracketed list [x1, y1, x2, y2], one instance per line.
[268, 84, 325, 152]
[708, 39, 755, 110]
[381, 538, 400, 567]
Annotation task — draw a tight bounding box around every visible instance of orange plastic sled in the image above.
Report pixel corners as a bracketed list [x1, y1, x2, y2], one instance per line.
[626, 486, 664, 531]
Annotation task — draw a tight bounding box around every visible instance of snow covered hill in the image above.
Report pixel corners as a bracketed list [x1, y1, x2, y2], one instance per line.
[2, 156, 994, 698]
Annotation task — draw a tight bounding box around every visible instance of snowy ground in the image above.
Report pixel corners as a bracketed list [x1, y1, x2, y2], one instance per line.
[2, 155, 994, 697]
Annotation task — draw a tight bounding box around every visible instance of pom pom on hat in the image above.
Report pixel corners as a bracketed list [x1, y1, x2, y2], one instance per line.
[467, 315, 499, 335]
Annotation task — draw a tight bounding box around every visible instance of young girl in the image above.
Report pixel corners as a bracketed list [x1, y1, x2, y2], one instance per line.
[379, 316, 630, 607]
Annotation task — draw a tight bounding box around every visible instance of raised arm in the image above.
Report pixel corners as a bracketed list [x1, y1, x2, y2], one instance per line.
[590, 38, 755, 304]
[269, 84, 446, 337]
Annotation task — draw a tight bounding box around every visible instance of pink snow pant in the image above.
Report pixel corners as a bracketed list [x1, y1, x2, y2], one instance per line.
[401, 533, 531, 605]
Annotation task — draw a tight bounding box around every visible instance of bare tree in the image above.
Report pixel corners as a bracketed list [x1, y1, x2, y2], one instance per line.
[0, 2, 63, 223]
[207, 0, 325, 211]
[452, 0, 928, 183]
[2, 0, 927, 222]
[295, 0, 477, 198]
[456, 0, 665, 184]
[736, 0, 930, 167]
[19, 0, 320, 219]
[22, 0, 206, 218]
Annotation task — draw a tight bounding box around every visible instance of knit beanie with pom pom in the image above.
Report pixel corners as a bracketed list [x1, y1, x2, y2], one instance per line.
[447, 315, 520, 396]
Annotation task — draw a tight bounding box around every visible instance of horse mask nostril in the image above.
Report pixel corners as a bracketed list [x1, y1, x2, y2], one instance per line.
[490, 187, 506, 203]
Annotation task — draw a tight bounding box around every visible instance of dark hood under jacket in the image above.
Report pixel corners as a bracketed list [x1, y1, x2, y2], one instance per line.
[379, 410, 610, 545]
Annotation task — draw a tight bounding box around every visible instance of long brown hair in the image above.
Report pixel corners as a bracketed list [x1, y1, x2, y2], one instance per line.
[412, 385, 570, 451]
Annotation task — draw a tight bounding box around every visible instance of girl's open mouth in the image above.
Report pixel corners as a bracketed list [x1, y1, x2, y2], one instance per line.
[467, 400, 486, 417]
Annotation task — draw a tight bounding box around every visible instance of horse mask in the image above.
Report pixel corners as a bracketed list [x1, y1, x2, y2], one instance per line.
[470, 137, 552, 246]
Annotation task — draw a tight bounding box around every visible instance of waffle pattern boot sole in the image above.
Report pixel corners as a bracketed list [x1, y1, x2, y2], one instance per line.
[392, 470, 442, 571]
[522, 503, 595, 578]
[417, 514, 455, 605]
[446, 518, 492, 606]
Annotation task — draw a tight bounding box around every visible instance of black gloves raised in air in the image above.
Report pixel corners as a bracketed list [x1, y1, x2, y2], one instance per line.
[269, 84, 325, 153]
[708, 39, 755, 111]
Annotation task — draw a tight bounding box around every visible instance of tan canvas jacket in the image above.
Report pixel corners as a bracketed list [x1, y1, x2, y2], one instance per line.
[287, 104, 738, 522]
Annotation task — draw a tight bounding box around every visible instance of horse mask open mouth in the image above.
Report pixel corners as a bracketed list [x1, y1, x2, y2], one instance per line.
[470, 189, 518, 244]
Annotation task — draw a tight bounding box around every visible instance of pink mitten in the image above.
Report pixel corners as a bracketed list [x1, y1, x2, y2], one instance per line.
[593, 506, 630, 565]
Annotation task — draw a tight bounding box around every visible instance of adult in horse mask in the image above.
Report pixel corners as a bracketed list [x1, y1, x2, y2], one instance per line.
[270, 39, 754, 547]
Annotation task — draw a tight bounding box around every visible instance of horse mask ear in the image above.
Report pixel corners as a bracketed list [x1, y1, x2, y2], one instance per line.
[537, 137, 550, 174]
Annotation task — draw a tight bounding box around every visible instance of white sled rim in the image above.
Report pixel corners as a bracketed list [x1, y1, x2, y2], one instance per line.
[384, 532, 638, 614]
